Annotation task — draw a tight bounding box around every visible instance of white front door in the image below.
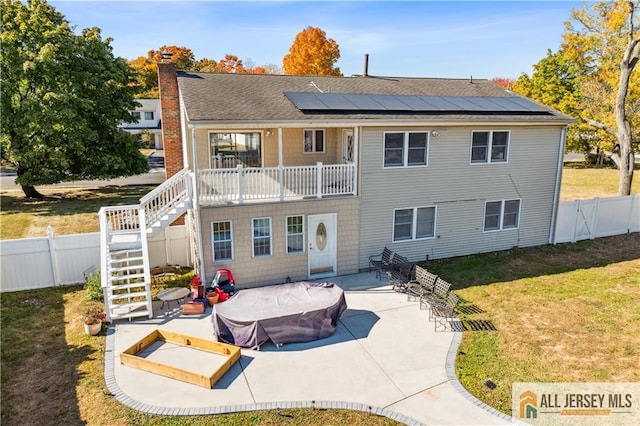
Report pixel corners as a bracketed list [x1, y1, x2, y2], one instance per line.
[308, 213, 337, 278]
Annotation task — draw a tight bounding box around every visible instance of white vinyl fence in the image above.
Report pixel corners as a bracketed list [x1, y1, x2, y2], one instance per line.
[554, 195, 639, 243]
[0, 225, 190, 292]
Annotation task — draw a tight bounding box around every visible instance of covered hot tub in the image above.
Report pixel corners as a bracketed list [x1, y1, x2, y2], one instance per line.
[211, 281, 347, 349]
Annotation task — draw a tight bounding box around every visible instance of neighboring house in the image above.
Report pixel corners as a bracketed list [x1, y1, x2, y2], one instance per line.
[119, 99, 163, 149]
[98, 58, 573, 321]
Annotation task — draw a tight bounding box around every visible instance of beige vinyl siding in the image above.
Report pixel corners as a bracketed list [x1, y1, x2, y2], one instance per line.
[358, 125, 563, 268]
[199, 197, 359, 288]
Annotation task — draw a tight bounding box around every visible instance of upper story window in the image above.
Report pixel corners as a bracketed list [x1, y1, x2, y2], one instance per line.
[144, 111, 154, 120]
[304, 129, 325, 153]
[384, 131, 428, 168]
[393, 206, 436, 241]
[484, 199, 521, 231]
[252, 217, 272, 257]
[471, 131, 509, 164]
[131, 111, 141, 120]
[211, 221, 233, 261]
[286, 215, 304, 254]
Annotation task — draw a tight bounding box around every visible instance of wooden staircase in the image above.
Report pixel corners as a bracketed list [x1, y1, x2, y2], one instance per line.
[99, 169, 192, 321]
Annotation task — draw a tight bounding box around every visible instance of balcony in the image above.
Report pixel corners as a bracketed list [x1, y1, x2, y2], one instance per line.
[198, 162, 356, 204]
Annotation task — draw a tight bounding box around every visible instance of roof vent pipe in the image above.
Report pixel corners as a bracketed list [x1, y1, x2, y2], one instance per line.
[363, 53, 369, 77]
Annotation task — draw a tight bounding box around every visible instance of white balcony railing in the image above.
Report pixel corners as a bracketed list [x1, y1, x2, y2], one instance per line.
[198, 162, 356, 204]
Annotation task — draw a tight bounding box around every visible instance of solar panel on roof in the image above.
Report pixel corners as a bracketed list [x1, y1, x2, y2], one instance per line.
[283, 92, 551, 114]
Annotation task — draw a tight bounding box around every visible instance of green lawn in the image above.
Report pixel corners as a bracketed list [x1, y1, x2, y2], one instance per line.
[424, 233, 640, 415]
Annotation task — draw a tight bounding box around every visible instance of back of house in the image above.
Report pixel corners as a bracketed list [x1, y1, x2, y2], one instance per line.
[158, 60, 573, 288]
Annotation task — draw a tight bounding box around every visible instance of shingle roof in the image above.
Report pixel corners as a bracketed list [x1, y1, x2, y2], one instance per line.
[177, 72, 574, 124]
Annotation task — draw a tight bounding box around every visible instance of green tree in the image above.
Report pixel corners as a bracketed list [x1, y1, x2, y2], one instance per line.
[283, 26, 342, 76]
[511, 49, 590, 154]
[563, 0, 639, 195]
[1, 0, 148, 198]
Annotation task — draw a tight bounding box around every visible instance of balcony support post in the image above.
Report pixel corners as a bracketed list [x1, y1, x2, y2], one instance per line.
[237, 165, 244, 204]
[316, 162, 323, 199]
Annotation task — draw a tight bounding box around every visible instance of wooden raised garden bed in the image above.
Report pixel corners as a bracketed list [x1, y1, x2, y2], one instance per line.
[120, 329, 241, 388]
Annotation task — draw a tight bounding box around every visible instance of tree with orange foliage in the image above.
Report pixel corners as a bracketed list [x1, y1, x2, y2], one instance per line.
[491, 77, 514, 89]
[129, 46, 195, 97]
[283, 26, 342, 76]
[147, 45, 195, 70]
[130, 47, 274, 96]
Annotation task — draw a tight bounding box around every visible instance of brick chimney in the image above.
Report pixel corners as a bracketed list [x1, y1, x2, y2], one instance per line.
[158, 52, 184, 179]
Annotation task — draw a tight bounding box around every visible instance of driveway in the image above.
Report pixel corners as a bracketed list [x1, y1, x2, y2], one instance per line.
[106, 273, 512, 425]
[0, 150, 165, 189]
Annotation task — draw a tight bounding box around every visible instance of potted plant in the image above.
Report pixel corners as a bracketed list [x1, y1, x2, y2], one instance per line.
[83, 305, 105, 336]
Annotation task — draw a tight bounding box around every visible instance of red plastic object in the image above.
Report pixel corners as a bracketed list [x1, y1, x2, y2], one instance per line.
[215, 287, 230, 302]
[191, 276, 204, 299]
[213, 269, 235, 287]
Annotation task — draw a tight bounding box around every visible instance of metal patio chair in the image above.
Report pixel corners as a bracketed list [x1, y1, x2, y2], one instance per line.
[369, 247, 394, 279]
[432, 291, 459, 332]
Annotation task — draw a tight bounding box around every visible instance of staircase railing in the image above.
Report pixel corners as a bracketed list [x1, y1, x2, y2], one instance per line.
[140, 168, 191, 226]
[98, 168, 194, 321]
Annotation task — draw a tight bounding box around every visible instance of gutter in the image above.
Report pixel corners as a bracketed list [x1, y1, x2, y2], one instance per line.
[549, 125, 568, 244]
[185, 118, 575, 129]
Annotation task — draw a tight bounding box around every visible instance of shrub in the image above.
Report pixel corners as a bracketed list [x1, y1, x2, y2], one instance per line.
[84, 271, 103, 301]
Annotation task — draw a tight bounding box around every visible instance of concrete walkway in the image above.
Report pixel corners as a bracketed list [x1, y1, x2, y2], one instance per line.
[105, 273, 513, 425]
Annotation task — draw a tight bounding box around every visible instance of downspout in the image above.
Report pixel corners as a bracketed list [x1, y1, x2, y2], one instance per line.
[549, 126, 568, 244]
[353, 126, 360, 196]
[190, 125, 206, 282]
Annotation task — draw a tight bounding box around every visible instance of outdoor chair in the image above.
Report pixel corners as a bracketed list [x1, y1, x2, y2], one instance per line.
[423, 278, 452, 320]
[432, 291, 459, 332]
[369, 247, 394, 279]
[406, 265, 439, 308]
[386, 253, 414, 292]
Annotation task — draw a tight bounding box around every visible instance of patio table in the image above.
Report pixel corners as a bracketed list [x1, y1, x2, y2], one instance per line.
[156, 287, 189, 310]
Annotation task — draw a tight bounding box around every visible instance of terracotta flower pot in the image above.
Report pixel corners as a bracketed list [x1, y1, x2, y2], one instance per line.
[206, 292, 219, 306]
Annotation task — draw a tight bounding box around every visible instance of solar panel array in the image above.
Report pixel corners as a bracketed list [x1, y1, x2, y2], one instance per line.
[284, 92, 549, 114]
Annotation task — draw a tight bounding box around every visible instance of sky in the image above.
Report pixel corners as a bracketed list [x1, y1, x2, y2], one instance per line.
[49, 1, 586, 80]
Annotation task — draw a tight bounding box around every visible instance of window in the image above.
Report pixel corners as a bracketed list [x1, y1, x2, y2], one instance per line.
[252, 217, 272, 257]
[384, 131, 428, 167]
[393, 207, 436, 241]
[286, 215, 304, 254]
[209, 132, 261, 168]
[471, 131, 510, 163]
[303, 129, 325, 153]
[211, 221, 233, 261]
[131, 111, 141, 120]
[484, 200, 520, 231]
[144, 111, 154, 120]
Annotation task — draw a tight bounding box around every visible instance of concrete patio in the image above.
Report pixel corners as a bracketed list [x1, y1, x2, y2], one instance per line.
[105, 272, 513, 425]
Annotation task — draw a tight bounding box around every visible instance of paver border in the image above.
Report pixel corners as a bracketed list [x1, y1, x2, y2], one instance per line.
[104, 325, 423, 425]
[103, 291, 517, 425]
[445, 321, 521, 424]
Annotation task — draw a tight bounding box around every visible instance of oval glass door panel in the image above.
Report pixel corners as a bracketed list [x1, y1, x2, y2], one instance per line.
[316, 222, 327, 251]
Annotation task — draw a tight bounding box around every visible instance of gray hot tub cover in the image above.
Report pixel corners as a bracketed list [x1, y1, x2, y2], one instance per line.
[211, 281, 347, 349]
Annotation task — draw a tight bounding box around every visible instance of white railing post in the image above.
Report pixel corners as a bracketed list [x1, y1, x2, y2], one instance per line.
[316, 162, 323, 199]
[278, 164, 284, 201]
[237, 165, 244, 204]
[138, 206, 153, 319]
